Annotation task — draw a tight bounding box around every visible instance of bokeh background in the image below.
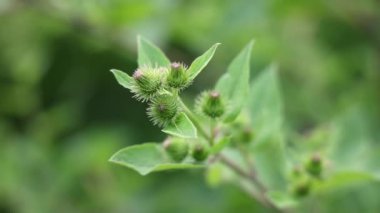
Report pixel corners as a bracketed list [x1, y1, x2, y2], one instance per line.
[0, 0, 379, 212]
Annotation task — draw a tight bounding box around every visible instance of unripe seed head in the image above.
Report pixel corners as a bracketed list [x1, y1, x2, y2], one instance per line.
[292, 166, 302, 178]
[166, 62, 189, 89]
[292, 179, 311, 197]
[163, 138, 189, 162]
[192, 143, 209, 162]
[132, 68, 143, 79]
[196, 90, 225, 119]
[305, 153, 323, 178]
[171, 62, 181, 70]
[311, 154, 321, 165]
[147, 93, 179, 127]
[231, 122, 254, 144]
[131, 67, 165, 101]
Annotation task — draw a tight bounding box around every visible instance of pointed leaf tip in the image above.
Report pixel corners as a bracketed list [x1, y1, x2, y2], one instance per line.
[215, 41, 254, 122]
[110, 69, 134, 90]
[109, 143, 204, 175]
[137, 36, 170, 68]
[187, 43, 220, 81]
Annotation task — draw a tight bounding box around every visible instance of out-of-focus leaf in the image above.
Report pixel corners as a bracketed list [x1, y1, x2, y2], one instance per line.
[328, 108, 376, 172]
[215, 41, 253, 122]
[187, 43, 220, 81]
[249, 64, 282, 145]
[267, 191, 298, 209]
[110, 69, 134, 89]
[249, 65, 287, 191]
[162, 112, 197, 138]
[210, 137, 231, 154]
[314, 171, 379, 193]
[109, 143, 203, 175]
[137, 36, 170, 67]
[206, 163, 224, 187]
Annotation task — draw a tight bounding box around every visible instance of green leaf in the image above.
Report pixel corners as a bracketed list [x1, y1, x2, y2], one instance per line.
[210, 137, 231, 154]
[187, 43, 220, 81]
[215, 40, 254, 122]
[249, 64, 282, 145]
[162, 112, 197, 138]
[314, 171, 379, 193]
[206, 163, 224, 187]
[267, 191, 298, 209]
[328, 108, 376, 173]
[137, 36, 170, 68]
[109, 143, 203, 175]
[249, 65, 287, 191]
[110, 69, 134, 89]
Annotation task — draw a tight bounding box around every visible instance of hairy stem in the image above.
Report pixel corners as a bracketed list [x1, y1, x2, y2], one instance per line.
[238, 144, 265, 191]
[219, 154, 282, 211]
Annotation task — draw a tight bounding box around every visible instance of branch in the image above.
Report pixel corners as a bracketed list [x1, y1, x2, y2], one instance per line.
[218, 154, 282, 212]
[177, 97, 282, 211]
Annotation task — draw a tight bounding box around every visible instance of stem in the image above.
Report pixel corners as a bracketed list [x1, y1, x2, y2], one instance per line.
[219, 154, 282, 211]
[210, 118, 216, 146]
[238, 144, 264, 190]
[176, 96, 281, 211]
[218, 154, 266, 193]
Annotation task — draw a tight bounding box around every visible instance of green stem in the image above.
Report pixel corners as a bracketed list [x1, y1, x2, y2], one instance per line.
[176, 95, 280, 211]
[238, 144, 265, 192]
[210, 118, 216, 146]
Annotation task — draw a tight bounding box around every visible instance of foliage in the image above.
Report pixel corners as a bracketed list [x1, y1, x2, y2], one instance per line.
[1, 0, 380, 212]
[109, 37, 380, 211]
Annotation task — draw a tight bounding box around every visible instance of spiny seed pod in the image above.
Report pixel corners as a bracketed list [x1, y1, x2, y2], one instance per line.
[147, 93, 179, 127]
[131, 66, 165, 101]
[163, 138, 189, 162]
[196, 91, 225, 119]
[192, 143, 209, 162]
[231, 122, 254, 144]
[291, 165, 303, 179]
[305, 153, 322, 178]
[291, 178, 311, 197]
[166, 62, 190, 89]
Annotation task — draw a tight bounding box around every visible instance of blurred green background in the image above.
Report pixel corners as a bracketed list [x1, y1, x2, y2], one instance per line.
[0, 0, 379, 212]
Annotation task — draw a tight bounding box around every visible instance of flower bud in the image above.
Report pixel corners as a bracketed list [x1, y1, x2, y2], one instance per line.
[291, 166, 302, 179]
[166, 62, 190, 89]
[291, 178, 311, 197]
[147, 93, 179, 127]
[131, 67, 165, 101]
[192, 143, 209, 162]
[305, 153, 322, 178]
[196, 91, 225, 119]
[231, 122, 254, 144]
[163, 138, 189, 162]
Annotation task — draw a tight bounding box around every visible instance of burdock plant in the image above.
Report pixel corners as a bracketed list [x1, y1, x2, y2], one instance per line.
[108, 36, 337, 211]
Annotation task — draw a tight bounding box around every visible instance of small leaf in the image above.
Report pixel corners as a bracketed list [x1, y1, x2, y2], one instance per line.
[206, 163, 224, 187]
[249, 65, 287, 191]
[215, 40, 254, 122]
[249, 64, 282, 145]
[210, 137, 231, 154]
[138, 36, 170, 68]
[187, 43, 220, 81]
[162, 112, 197, 138]
[328, 108, 377, 174]
[109, 143, 203, 175]
[110, 69, 134, 89]
[267, 191, 298, 209]
[314, 171, 379, 193]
